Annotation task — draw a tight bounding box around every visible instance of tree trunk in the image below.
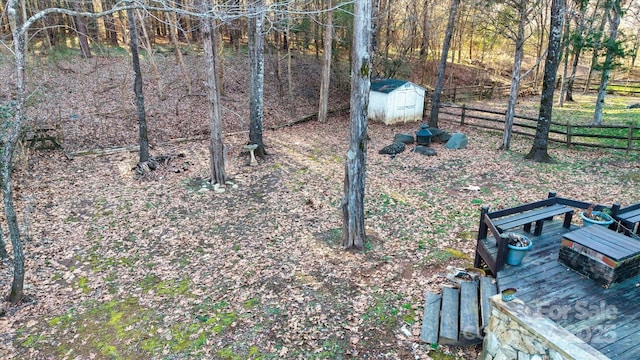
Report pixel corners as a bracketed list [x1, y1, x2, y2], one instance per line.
[127, 8, 150, 164]
[286, 6, 295, 117]
[136, 10, 165, 101]
[566, 0, 590, 102]
[318, 0, 333, 123]
[166, 9, 192, 95]
[584, 0, 607, 93]
[419, 0, 430, 59]
[73, 1, 93, 58]
[526, 0, 564, 163]
[248, 0, 266, 159]
[371, 0, 379, 53]
[202, 16, 226, 185]
[593, 0, 623, 126]
[342, 0, 371, 250]
[5, 0, 26, 304]
[557, 5, 570, 107]
[103, 0, 119, 46]
[229, 0, 241, 52]
[92, 0, 106, 42]
[0, 231, 7, 259]
[501, 8, 527, 151]
[429, 0, 459, 129]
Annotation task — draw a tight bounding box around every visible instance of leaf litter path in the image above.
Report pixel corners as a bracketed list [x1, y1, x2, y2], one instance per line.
[0, 117, 639, 359]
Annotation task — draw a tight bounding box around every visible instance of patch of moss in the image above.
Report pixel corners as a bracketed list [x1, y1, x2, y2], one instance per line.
[77, 276, 91, 293]
[20, 334, 45, 347]
[243, 298, 260, 308]
[155, 278, 191, 296]
[217, 346, 243, 360]
[444, 248, 472, 261]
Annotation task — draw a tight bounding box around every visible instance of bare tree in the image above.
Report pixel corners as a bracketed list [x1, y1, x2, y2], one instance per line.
[429, 0, 460, 129]
[526, 0, 564, 163]
[490, 0, 542, 150]
[318, 0, 333, 123]
[1, 0, 168, 303]
[342, 0, 372, 250]
[593, 0, 626, 125]
[248, 0, 266, 158]
[564, 0, 591, 102]
[202, 14, 226, 185]
[5, 0, 28, 304]
[72, 1, 93, 58]
[126, 7, 151, 167]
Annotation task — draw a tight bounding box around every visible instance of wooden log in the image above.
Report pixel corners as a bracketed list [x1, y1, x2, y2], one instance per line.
[268, 105, 349, 130]
[439, 287, 459, 345]
[459, 281, 482, 345]
[420, 291, 442, 344]
[480, 276, 497, 329]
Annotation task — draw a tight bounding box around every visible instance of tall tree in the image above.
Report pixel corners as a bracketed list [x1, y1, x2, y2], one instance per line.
[526, 0, 564, 162]
[5, 0, 27, 304]
[557, 0, 571, 107]
[248, 0, 266, 158]
[564, 0, 591, 102]
[593, 0, 626, 125]
[318, 0, 333, 123]
[494, 0, 541, 150]
[429, 0, 460, 129]
[126, 7, 151, 166]
[202, 14, 226, 185]
[342, 0, 371, 250]
[583, 0, 608, 93]
[72, 1, 93, 58]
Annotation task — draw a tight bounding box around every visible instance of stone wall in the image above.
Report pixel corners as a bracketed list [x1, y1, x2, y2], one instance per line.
[481, 295, 609, 360]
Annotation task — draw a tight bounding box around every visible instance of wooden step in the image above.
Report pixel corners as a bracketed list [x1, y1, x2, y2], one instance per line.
[420, 291, 442, 344]
[420, 276, 497, 346]
[480, 276, 498, 329]
[459, 281, 482, 345]
[439, 287, 459, 345]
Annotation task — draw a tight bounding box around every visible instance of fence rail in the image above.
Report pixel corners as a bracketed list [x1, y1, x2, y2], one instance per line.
[428, 77, 640, 104]
[436, 104, 640, 154]
[426, 81, 539, 104]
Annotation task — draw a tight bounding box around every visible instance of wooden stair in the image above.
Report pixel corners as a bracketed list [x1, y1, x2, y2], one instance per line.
[420, 276, 497, 346]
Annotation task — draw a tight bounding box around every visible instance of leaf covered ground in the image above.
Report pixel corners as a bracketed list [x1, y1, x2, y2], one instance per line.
[0, 53, 639, 359]
[1, 117, 639, 359]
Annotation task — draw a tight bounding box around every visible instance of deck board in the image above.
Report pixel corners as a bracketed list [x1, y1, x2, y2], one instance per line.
[492, 221, 640, 357]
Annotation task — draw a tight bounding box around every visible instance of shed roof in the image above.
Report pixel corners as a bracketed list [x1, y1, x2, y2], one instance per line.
[370, 78, 409, 94]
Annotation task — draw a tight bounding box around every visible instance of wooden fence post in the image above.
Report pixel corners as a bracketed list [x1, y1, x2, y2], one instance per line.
[461, 105, 466, 126]
[628, 124, 635, 155]
[566, 121, 572, 147]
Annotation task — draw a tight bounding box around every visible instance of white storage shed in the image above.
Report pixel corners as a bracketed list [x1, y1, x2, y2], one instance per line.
[368, 78, 426, 125]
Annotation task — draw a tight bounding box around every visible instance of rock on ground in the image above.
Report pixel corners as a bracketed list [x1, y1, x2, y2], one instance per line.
[445, 133, 468, 149]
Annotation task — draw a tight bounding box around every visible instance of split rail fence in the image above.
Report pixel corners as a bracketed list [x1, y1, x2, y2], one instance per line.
[435, 104, 640, 154]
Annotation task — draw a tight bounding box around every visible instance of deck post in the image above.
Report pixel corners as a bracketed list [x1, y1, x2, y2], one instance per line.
[544, 192, 557, 221]
[610, 203, 621, 232]
[474, 206, 490, 269]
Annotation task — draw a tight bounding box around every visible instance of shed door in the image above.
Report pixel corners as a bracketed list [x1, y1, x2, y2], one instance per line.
[396, 85, 417, 121]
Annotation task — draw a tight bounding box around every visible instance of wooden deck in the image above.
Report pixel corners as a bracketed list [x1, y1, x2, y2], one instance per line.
[482, 221, 640, 360]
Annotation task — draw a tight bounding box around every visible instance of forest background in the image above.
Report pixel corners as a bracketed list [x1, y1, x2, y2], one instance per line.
[0, 0, 640, 359]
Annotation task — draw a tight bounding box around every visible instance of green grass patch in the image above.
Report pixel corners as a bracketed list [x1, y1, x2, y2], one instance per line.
[19, 296, 245, 358]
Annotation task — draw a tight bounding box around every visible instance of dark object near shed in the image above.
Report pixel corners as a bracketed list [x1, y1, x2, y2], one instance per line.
[428, 127, 452, 143]
[394, 133, 415, 144]
[416, 125, 433, 146]
[379, 142, 406, 155]
[627, 103, 640, 109]
[413, 145, 437, 156]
